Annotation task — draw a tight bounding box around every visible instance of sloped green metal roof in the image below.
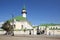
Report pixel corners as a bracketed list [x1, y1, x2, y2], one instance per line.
[40, 23, 60, 26]
[15, 16, 26, 21]
[7, 16, 32, 26]
[8, 16, 27, 22]
[32, 24, 60, 28]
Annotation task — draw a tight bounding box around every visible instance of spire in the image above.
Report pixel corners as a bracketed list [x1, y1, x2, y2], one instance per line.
[22, 5, 26, 10]
[22, 5, 27, 13]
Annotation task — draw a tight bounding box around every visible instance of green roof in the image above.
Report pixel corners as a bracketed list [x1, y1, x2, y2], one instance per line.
[33, 26, 37, 28]
[7, 16, 32, 25]
[40, 23, 60, 26]
[15, 16, 26, 21]
[8, 16, 27, 22]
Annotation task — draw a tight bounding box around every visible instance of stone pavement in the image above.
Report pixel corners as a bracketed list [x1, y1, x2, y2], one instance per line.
[0, 34, 60, 40]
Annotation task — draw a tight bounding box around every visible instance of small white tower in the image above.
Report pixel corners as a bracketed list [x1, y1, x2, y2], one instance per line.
[22, 6, 27, 18]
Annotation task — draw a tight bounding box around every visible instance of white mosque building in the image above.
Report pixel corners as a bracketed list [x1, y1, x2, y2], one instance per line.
[9, 6, 33, 30]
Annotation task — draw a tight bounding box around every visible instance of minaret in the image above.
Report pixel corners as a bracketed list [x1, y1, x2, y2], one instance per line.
[22, 5, 27, 18]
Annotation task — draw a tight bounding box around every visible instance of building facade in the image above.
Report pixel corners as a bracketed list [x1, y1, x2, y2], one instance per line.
[9, 6, 33, 30]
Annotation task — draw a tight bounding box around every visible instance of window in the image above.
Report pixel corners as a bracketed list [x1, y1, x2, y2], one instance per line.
[56, 27, 57, 29]
[51, 27, 52, 29]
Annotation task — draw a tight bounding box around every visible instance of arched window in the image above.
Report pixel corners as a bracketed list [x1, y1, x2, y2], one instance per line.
[53, 27, 55, 30]
[51, 27, 52, 29]
[56, 27, 57, 29]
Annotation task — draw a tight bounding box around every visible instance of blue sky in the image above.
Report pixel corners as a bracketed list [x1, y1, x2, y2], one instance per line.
[0, 0, 60, 25]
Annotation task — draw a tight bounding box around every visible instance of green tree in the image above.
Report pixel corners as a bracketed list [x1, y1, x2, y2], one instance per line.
[1, 21, 15, 36]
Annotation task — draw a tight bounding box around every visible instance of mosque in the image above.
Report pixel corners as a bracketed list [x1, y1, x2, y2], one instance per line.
[9, 6, 33, 30]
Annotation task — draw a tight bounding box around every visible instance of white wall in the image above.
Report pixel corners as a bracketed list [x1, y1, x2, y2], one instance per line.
[0, 30, 35, 35]
[46, 26, 60, 35]
[14, 21, 32, 29]
[39, 26, 46, 30]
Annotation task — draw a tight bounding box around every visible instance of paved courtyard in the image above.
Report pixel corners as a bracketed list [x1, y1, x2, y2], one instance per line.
[0, 34, 60, 40]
